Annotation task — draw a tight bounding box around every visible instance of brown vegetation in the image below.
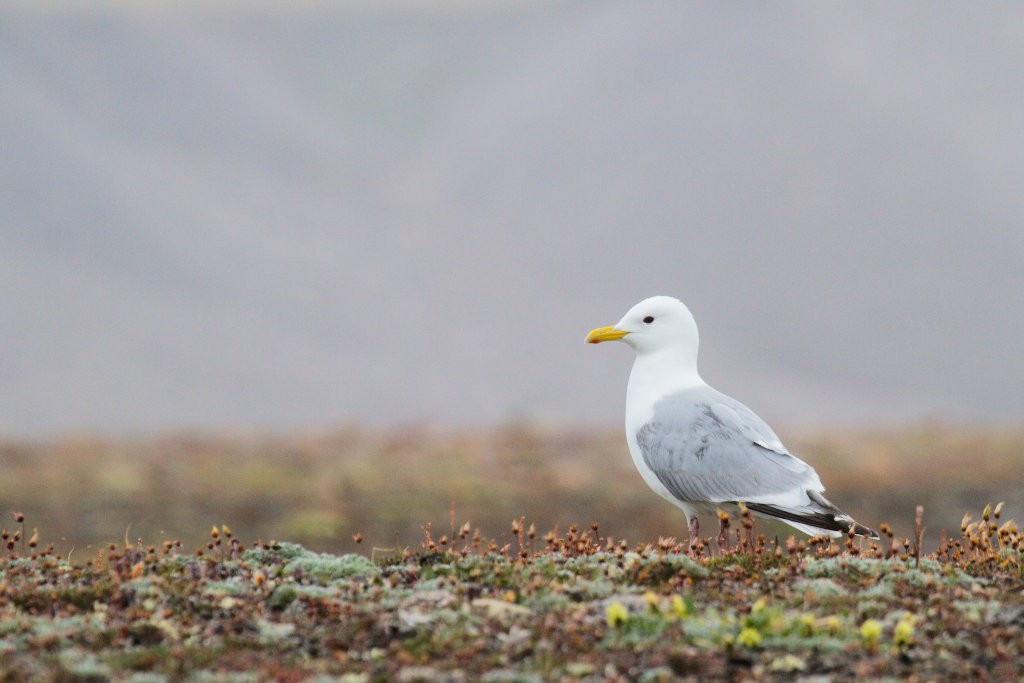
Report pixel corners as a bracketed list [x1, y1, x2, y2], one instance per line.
[0, 424, 1021, 556]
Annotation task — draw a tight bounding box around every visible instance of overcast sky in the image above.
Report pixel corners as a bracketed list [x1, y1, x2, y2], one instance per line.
[3, 2, 1023, 436]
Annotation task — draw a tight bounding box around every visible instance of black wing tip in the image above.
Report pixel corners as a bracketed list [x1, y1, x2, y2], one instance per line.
[851, 522, 880, 540]
[744, 502, 879, 539]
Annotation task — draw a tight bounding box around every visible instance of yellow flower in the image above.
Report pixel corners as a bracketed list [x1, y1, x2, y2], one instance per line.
[751, 597, 767, 614]
[825, 615, 841, 635]
[893, 614, 915, 649]
[860, 619, 883, 648]
[605, 601, 629, 628]
[798, 614, 816, 636]
[644, 591, 660, 611]
[671, 595, 689, 619]
[737, 626, 762, 648]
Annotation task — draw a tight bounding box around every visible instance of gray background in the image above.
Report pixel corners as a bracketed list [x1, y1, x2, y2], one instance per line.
[3, 2, 1022, 435]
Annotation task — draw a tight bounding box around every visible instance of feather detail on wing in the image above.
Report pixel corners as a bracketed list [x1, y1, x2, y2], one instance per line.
[635, 387, 821, 505]
[635, 387, 878, 539]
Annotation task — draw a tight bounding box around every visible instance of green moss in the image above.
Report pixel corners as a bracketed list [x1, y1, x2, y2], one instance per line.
[242, 541, 311, 564]
[638, 666, 676, 682]
[122, 672, 171, 683]
[283, 551, 379, 582]
[522, 590, 570, 611]
[255, 618, 296, 643]
[57, 649, 112, 681]
[803, 557, 885, 581]
[203, 579, 248, 596]
[764, 633, 848, 653]
[791, 577, 849, 600]
[109, 645, 175, 672]
[637, 552, 710, 580]
[191, 671, 261, 683]
[480, 670, 543, 683]
[854, 599, 889, 619]
[266, 584, 299, 610]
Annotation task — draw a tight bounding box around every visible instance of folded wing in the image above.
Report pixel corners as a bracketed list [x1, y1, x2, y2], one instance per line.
[635, 386, 876, 537]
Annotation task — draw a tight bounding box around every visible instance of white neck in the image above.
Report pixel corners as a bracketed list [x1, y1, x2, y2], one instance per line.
[625, 347, 704, 427]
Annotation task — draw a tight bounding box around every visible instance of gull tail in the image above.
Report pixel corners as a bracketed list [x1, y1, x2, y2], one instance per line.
[744, 491, 879, 540]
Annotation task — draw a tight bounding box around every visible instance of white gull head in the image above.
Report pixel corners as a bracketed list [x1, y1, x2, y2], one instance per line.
[586, 295, 705, 412]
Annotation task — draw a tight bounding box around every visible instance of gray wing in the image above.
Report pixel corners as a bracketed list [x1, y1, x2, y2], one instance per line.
[635, 386, 822, 505]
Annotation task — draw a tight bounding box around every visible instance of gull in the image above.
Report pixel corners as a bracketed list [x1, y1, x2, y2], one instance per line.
[586, 295, 877, 549]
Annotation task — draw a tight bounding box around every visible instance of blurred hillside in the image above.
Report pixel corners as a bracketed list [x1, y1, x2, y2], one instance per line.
[2, 425, 1021, 556]
[3, 4, 1024, 436]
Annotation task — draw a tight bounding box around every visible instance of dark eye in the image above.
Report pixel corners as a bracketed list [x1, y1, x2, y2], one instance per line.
[643, 316, 654, 324]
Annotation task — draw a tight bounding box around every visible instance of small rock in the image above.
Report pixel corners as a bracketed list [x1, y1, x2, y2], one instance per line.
[398, 608, 436, 628]
[397, 667, 466, 683]
[405, 589, 458, 609]
[639, 666, 675, 682]
[471, 597, 533, 621]
[564, 662, 595, 677]
[397, 666, 437, 682]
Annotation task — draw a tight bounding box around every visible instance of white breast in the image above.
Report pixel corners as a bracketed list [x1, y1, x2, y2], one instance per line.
[623, 351, 705, 518]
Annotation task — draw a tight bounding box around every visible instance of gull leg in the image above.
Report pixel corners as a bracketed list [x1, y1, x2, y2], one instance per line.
[687, 516, 700, 555]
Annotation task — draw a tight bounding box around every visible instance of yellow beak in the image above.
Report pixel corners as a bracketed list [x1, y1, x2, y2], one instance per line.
[586, 326, 630, 344]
